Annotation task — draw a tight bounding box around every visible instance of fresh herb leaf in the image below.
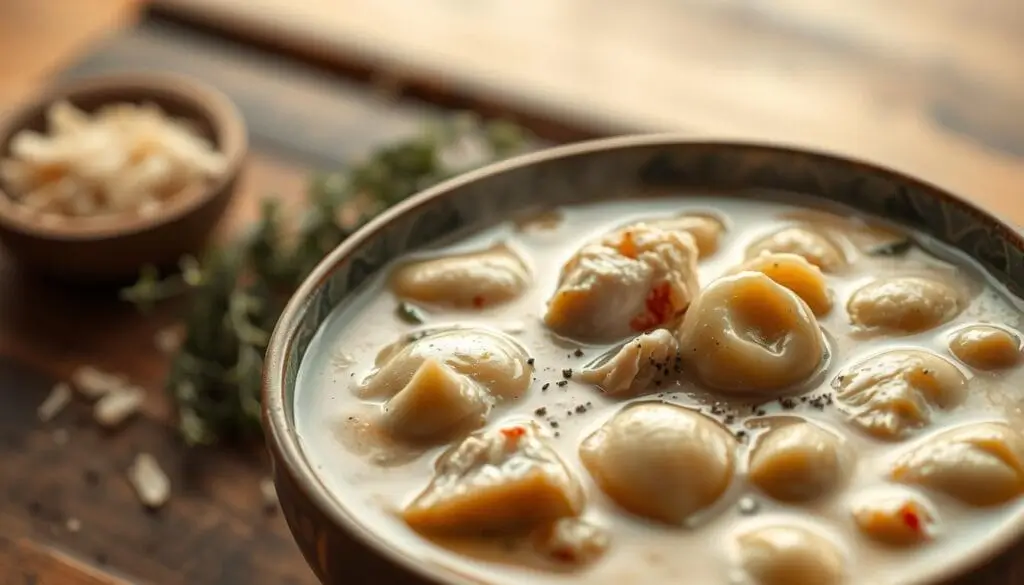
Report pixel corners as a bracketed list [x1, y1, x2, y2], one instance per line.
[395, 301, 428, 325]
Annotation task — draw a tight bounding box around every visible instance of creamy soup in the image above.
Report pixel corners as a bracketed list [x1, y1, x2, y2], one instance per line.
[295, 192, 1024, 585]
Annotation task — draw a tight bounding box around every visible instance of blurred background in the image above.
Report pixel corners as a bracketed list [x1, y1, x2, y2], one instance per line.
[0, 1, 1022, 584]
[2, 0, 1023, 202]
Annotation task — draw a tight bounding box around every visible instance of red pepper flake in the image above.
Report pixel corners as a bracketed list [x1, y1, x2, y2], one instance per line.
[900, 504, 922, 533]
[630, 281, 675, 331]
[550, 546, 576, 563]
[617, 231, 638, 259]
[501, 426, 527, 440]
[472, 295, 486, 308]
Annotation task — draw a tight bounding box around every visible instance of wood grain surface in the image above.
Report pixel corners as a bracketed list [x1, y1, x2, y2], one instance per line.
[3, 4, 1024, 585]
[154, 0, 1024, 222]
[0, 0, 140, 112]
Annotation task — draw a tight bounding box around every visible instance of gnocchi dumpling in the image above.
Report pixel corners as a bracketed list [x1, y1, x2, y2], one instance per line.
[733, 524, 845, 585]
[850, 489, 937, 546]
[891, 422, 1024, 507]
[749, 421, 851, 502]
[403, 422, 583, 534]
[949, 325, 1022, 370]
[746, 226, 847, 272]
[579, 328, 681, 395]
[732, 252, 832, 316]
[579, 402, 737, 524]
[379, 359, 489, 441]
[678, 272, 827, 394]
[847, 277, 963, 334]
[645, 212, 725, 258]
[545, 224, 700, 342]
[389, 243, 530, 309]
[780, 210, 912, 257]
[833, 350, 967, 440]
[360, 327, 531, 401]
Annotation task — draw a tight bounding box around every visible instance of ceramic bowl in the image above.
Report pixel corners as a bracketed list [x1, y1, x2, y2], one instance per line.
[263, 136, 1024, 585]
[0, 72, 247, 283]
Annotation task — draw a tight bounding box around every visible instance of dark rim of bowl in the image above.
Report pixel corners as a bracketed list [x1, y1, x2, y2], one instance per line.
[0, 72, 248, 241]
[264, 135, 1024, 585]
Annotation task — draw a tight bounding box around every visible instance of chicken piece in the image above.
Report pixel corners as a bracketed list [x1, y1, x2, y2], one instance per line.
[949, 324, 1022, 370]
[645, 212, 725, 258]
[379, 359, 489, 441]
[389, 243, 530, 309]
[733, 524, 846, 585]
[847, 276, 962, 334]
[749, 421, 850, 502]
[531, 517, 609, 565]
[360, 327, 531, 401]
[403, 423, 583, 535]
[579, 328, 681, 395]
[678, 272, 826, 394]
[833, 350, 966, 440]
[579, 402, 736, 524]
[544, 224, 700, 342]
[891, 422, 1024, 507]
[850, 489, 937, 546]
[732, 252, 832, 316]
[746, 226, 847, 272]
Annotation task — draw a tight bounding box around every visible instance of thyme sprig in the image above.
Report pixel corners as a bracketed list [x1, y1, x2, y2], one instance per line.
[121, 115, 529, 445]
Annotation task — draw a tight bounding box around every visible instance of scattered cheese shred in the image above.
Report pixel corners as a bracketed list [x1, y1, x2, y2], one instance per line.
[37, 382, 72, 422]
[128, 452, 171, 509]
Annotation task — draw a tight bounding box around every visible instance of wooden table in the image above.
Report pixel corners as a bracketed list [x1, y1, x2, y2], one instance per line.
[0, 13, 430, 585]
[2, 4, 1024, 585]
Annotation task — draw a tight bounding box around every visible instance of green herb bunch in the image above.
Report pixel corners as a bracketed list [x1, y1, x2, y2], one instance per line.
[121, 115, 529, 446]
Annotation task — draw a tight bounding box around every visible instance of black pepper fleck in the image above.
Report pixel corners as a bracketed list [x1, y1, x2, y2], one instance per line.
[550, 420, 560, 428]
[556, 380, 568, 387]
[527, 357, 536, 366]
[575, 404, 587, 414]
[562, 368, 573, 379]
[535, 407, 548, 416]
[542, 383, 550, 391]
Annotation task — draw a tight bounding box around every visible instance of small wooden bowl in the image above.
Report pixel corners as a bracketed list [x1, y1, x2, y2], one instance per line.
[0, 73, 247, 283]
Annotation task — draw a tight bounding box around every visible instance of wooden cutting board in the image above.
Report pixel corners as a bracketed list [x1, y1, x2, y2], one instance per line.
[153, 0, 1024, 219]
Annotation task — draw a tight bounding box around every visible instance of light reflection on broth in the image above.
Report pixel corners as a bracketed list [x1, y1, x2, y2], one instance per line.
[295, 193, 1024, 585]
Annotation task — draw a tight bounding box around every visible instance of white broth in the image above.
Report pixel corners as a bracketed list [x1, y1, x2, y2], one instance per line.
[295, 192, 1024, 585]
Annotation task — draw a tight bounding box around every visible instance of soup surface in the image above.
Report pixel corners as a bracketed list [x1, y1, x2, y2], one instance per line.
[295, 192, 1024, 585]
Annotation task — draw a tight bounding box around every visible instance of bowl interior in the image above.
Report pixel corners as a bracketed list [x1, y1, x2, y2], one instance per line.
[265, 137, 1024, 585]
[0, 73, 245, 240]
